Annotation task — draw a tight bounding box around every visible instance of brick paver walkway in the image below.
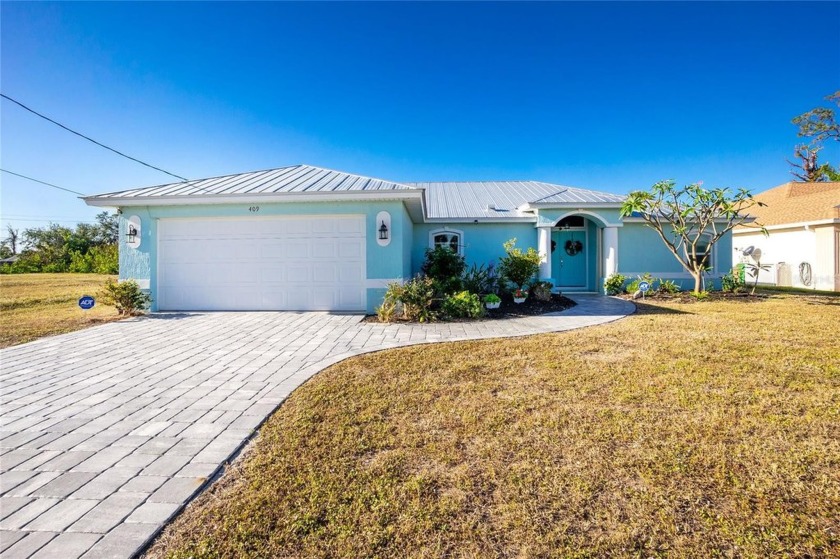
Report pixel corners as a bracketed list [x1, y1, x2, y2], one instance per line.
[0, 295, 634, 558]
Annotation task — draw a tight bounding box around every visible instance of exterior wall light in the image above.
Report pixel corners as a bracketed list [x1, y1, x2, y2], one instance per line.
[126, 215, 142, 249]
[375, 211, 391, 247]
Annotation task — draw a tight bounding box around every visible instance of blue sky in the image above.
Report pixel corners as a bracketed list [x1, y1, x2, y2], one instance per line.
[2, 1, 839, 235]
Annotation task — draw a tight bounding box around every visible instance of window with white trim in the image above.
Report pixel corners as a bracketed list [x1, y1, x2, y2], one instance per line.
[429, 229, 463, 255]
[689, 235, 713, 270]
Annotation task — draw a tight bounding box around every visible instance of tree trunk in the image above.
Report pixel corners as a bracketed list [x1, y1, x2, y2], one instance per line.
[691, 270, 703, 293]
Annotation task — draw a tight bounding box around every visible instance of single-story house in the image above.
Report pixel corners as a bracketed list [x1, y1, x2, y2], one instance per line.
[733, 181, 840, 291]
[83, 164, 734, 312]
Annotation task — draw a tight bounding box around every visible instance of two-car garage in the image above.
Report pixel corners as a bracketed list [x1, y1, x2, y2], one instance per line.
[156, 215, 367, 312]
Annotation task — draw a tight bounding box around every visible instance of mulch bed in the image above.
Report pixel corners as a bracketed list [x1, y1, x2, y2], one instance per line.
[364, 294, 577, 323]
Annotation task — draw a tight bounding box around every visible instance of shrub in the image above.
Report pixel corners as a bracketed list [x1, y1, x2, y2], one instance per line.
[658, 279, 681, 294]
[482, 294, 501, 304]
[378, 277, 436, 322]
[98, 278, 151, 316]
[375, 293, 397, 323]
[421, 246, 466, 295]
[531, 281, 553, 302]
[462, 262, 498, 295]
[498, 238, 541, 291]
[603, 273, 627, 295]
[689, 291, 710, 301]
[721, 268, 745, 293]
[441, 291, 484, 319]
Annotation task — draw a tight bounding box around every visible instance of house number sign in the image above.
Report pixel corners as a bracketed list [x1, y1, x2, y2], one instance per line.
[249, 206, 260, 212]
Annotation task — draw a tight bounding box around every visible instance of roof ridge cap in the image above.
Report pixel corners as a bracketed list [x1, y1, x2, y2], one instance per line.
[303, 164, 415, 188]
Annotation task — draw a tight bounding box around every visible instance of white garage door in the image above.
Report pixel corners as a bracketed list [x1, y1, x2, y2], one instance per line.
[157, 216, 366, 311]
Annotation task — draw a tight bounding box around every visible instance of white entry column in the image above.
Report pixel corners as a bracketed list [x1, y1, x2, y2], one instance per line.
[602, 226, 619, 280]
[538, 226, 552, 281]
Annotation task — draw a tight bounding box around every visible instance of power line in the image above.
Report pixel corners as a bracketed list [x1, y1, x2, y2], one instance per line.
[1, 93, 189, 182]
[1, 169, 87, 196]
[0, 218, 97, 224]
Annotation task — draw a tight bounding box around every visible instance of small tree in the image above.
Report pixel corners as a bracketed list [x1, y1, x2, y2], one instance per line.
[789, 91, 840, 181]
[620, 180, 765, 294]
[421, 246, 465, 295]
[4, 225, 19, 255]
[792, 90, 840, 144]
[498, 238, 542, 292]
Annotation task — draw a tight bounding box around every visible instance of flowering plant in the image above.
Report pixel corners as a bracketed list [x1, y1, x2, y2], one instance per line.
[513, 289, 528, 299]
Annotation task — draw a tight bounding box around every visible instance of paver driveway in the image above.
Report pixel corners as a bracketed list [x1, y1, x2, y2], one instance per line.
[0, 295, 634, 558]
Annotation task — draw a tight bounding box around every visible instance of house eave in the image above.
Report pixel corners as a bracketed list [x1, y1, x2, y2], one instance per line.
[423, 216, 538, 224]
[621, 216, 748, 224]
[82, 190, 426, 208]
[519, 202, 625, 211]
[733, 218, 840, 233]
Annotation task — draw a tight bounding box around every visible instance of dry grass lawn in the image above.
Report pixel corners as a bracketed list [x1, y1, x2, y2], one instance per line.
[0, 273, 122, 348]
[148, 294, 840, 559]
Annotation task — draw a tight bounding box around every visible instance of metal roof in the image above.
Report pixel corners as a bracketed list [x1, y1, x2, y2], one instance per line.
[407, 181, 626, 219]
[86, 165, 417, 199]
[84, 166, 626, 221]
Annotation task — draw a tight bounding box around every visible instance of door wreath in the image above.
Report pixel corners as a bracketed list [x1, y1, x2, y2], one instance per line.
[565, 239, 583, 256]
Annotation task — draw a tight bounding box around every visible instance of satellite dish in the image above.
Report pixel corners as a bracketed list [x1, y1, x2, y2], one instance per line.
[742, 246, 754, 257]
[751, 248, 762, 262]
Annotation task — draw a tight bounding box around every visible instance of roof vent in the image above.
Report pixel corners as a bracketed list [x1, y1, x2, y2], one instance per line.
[486, 204, 496, 211]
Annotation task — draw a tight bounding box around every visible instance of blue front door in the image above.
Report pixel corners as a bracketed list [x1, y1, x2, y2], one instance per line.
[553, 230, 587, 289]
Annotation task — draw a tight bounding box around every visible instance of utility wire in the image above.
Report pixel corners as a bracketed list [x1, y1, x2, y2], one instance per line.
[1, 168, 87, 196]
[1, 93, 189, 182]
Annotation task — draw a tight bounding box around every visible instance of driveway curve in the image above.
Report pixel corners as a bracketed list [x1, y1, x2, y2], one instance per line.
[0, 295, 634, 558]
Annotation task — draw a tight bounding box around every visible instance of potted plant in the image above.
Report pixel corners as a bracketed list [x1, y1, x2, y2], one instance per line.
[513, 288, 528, 304]
[483, 293, 501, 310]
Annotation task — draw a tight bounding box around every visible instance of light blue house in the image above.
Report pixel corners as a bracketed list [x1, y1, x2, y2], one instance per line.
[84, 165, 732, 312]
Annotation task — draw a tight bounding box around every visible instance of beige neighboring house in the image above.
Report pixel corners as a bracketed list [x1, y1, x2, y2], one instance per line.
[733, 182, 840, 291]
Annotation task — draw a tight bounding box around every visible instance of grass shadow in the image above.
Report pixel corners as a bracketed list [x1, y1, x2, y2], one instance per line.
[630, 300, 693, 315]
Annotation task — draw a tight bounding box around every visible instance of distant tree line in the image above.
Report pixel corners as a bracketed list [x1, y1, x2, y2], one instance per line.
[0, 212, 119, 274]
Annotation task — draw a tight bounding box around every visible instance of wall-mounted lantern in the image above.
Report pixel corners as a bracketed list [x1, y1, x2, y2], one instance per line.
[376, 211, 391, 247]
[126, 215, 142, 249]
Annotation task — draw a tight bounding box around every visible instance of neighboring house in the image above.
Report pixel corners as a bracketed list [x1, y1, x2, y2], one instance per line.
[733, 181, 840, 292]
[0, 255, 19, 266]
[83, 165, 734, 312]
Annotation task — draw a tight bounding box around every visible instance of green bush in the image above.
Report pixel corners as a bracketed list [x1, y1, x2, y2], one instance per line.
[98, 278, 151, 316]
[604, 273, 627, 295]
[498, 238, 541, 291]
[721, 268, 745, 293]
[378, 277, 436, 322]
[531, 281, 553, 302]
[462, 262, 498, 295]
[658, 279, 681, 294]
[421, 246, 466, 295]
[441, 291, 484, 319]
[482, 294, 501, 304]
[375, 295, 397, 323]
